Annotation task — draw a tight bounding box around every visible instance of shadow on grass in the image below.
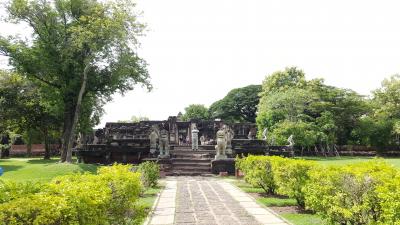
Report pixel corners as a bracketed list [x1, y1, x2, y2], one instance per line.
[0, 165, 23, 173]
[26, 159, 59, 164]
[77, 163, 98, 174]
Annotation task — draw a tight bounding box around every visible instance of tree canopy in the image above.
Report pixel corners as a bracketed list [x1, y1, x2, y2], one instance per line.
[0, 70, 60, 158]
[257, 67, 369, 147]
[209, 84, 261, 123]
[181, 104, 210, 121]
[0, 0, 151, 162]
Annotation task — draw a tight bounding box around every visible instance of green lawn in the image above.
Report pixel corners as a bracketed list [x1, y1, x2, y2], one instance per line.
[281, 213, 323, 225]
[0, 158, 99, 182]
[230, 179, 323, 225]
[298, 156, 400, 168]
[136, 184, 164, 224]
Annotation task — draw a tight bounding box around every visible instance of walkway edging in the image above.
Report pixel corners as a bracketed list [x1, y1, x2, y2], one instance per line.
[147, 178, 177, 225]
[218, 180, 291, 225]
[143, 183, 163, 225]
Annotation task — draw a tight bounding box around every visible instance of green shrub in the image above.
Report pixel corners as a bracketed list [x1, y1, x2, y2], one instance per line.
[304, 160, 398, 225]
[0, 164, 144, 225]
[274, 159, 318, 207]
[137, 161, 160, 188]
[48, 173, 111, 225]
[98, 164, 143, 223]
[376, 174, 400, 224]
[47, 164, 142, 225]
[0, 180, 42, 203]
[0, 193, 77, 225]
[236, 155, 288, 194]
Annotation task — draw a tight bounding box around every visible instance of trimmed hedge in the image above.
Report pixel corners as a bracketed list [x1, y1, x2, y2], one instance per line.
[236, 155, 288, 194]
[0, 164, 144, 225]
[236, 155, 400, 224]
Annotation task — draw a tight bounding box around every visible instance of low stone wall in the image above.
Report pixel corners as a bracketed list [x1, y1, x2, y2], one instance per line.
[10, 144, 60, 157]
[76, 146, 150, 164]
[289, 145, 400, 157]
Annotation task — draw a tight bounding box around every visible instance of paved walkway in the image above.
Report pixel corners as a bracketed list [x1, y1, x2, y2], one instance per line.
[147, 177, 289, 225]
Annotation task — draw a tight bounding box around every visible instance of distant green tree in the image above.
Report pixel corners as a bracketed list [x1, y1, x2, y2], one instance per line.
[257, 67, 370, 147]
[182, 104, 209, 121]
[365, 74, 400, 145]
[0, 0, 151, 162]
[0, 70, 61, 159]
[209, 85, 261, 123]
[118, 116, 149, 123]
[259, 67, 306, 98]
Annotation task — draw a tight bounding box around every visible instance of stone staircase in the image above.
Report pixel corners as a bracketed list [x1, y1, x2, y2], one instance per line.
[168, 146, 215, 176]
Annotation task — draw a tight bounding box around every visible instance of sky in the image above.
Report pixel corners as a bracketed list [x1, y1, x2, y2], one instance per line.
[1, 0, 400, 127]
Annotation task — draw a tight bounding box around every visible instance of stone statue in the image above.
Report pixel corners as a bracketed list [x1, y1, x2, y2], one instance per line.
[149, 126, 159, 154]
[93, 135, 99, 144]
[215, 127, 227, 160]
[287, 135, 294, 147]
[225, 126, 234, 154]
[159, 129, 170, 158]
[286, 134, 295, 157]
[262, 128, 268, 141]
[191, 125, 199, 150]
[76, 133, 83, 148]
[200, 135, 205, 145]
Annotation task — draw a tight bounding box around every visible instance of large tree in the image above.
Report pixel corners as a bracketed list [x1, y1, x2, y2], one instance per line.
[363, 74, 400, 145]
[181, 104, 209, 121]
[257, 67, 369, 147]
[209, 84, 261, 123]
[0, 0, 151, 162]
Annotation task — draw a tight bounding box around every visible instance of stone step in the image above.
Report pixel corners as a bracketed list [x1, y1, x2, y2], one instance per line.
[165, 171, 212, 176]
[172, 165, 211, 170]
[170, 150, 215, 154]
[170, 167, 211, 174]
[172, 162, 211, 167]
[172, 145, 215, 151]
[171, 158, 212, 163]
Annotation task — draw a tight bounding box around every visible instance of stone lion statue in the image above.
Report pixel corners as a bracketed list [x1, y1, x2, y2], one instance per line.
[215, 126, 227, 159]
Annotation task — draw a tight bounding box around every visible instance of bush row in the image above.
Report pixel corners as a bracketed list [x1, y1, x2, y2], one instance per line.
[236, 156, 400, 224]
[0, 163, 157, 225]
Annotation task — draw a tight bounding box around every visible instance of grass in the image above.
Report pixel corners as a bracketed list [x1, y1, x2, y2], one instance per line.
[297, 156, 400, 168]
[230, 179, 323, 225]
[0, 158, 99, 182]
[281, 213, 323, 225]
[257, 196, 298, 207]
[136, 183, 164, 224]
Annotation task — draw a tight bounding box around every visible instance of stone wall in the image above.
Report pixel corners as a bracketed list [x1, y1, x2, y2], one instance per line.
[10, 144, 60, 157]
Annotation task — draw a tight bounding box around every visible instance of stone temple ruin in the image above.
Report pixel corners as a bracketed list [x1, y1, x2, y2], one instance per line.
[76, 115, 267, 175]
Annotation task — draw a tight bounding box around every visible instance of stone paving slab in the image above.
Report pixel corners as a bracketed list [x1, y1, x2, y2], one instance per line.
[218, 180, 289, 225]
[147, 177, 289, 225]
[148, 179, 177, 225]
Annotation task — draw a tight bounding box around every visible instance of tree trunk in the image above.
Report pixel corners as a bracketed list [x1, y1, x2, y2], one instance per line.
[27, 129, 32, 157]
[60, 108, 73, 162]
[43, 128, 50, 160]
[64, 65, 90, 163]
